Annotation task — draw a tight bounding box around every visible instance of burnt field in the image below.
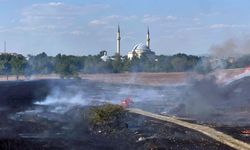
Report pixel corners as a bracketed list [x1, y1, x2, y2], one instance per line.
[0, 78, 249, 149]
[0, 106, 235, 150]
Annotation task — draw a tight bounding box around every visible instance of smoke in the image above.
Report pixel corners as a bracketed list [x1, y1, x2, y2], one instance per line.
[32, 79, 165, 114]
[193, 57, 226, 73]
[172, 74, 250, 125]
[2, 70, 249, 128]
[210, 37, 250, 58]
[180, 76, 223, 115]
[36, 83, 92, 106]
[34, 81, 108, 114]
[193, 36, 250, 73]
[34, 89, 88, 114]
[9, 71, 250, 127]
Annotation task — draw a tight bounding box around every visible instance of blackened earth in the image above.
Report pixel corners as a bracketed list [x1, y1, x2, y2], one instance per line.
[0, 79, 246, 149]
[0, 105, 234, 150]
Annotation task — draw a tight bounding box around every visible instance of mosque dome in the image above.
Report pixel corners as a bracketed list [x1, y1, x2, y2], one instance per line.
[125, 27, 155, 60]
[132, 43, 150, 52]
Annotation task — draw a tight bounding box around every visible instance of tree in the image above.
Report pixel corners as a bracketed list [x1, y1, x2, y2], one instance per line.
[54, 54, 82, 78]
[83, 55, 107, 73]
[27, 52, 54, 74]
[234, 54, 250, 68]
[170, 53, 200, 72]
[0, 60, 11, 80]
[112, 54, 123, 73]
[122, 56, 131, 72]
[10, 55, 27, 80]
[154, 55, 173, 72]
[194, 57, 213, 74]
[0, 54, 13, 80]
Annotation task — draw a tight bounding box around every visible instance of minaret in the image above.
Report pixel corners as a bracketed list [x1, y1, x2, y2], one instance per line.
[146, 27, 150, 49]
[116, 24, 121, 55]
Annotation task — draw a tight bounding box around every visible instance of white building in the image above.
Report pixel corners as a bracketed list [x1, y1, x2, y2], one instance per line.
[100, 51, 110, 62]
[128, 43, 155, 60]
[111, 25, 156, 60]
[126, 27, 155, 60]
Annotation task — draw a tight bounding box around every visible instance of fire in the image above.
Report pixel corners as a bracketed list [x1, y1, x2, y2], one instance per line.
[243, 66, 250, 74]
[121, 97, 134, 108]
[241, 130, 250, 134]
[222, 66, 250, 85]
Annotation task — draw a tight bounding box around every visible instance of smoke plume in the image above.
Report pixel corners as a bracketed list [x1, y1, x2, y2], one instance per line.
[210, 37, 250, 58]
[173, 74, 250, 125]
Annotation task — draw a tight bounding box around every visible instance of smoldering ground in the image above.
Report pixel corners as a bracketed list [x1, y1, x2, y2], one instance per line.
[34, 76, 245, 127]
[3, 79, 172, 125]
[0, 79, 202, 150]
[0, 76, 249, 149]
[170, 73, 250, 126]
[9, 74, 250, 127]
[0, 79, 161, 148]
[2, 71, 250, 127]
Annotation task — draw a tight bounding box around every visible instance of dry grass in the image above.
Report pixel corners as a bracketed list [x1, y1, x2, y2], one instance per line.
[80, 68, 246, 86]
[0, 68, 245, 86]
[80, 72, 190, 86]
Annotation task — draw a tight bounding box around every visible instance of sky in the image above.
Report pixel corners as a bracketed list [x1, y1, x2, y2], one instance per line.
[0, 0, 250, 56]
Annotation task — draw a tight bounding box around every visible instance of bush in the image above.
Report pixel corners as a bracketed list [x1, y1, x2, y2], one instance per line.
[89, 104, 124, 126]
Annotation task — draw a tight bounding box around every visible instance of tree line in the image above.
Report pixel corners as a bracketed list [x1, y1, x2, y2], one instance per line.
[0, 52, 250, 79]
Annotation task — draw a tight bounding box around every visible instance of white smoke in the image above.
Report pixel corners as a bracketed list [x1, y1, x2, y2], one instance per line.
[35, 90, 87, 106]
[32, 79, 167, 115]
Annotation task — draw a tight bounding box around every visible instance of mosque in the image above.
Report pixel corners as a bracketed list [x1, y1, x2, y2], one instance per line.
[101, 25, 155, 61]
[126, 28, 155, 60]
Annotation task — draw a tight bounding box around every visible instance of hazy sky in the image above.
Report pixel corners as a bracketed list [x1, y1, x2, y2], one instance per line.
[0, 0, 250, 56]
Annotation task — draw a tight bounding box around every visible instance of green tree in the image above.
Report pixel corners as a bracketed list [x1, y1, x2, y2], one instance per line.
[112, 54, 123, 73]
[0, 54, 14, 80]
[10, 55, 27, 80]
[28, 52, 54, 74]
[54, 54, 83, 78]
[170, 53, 199, 72]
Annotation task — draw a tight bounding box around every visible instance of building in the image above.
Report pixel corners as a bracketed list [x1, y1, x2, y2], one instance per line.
[100, 50, 111, 62]
[116, 25, 121, 56]
[128, 43, 155, 60]
[126, 27, 155, 60]
[100, 25, 156, 61]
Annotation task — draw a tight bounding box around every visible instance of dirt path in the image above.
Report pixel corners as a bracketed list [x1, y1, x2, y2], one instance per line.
[127, 108, 250, 150]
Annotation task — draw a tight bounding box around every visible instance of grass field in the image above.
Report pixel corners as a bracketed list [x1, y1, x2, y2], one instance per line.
[0, 68, 245, 86]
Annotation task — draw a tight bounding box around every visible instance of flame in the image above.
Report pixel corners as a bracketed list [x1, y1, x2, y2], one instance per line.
[243, 66, 250, 74]
[217, 67, 250, 85]
[241, 130, 250, 134]
[121, 97, 134, 108]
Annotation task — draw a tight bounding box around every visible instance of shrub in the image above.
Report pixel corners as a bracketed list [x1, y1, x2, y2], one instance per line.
[89, 104, 125, 126]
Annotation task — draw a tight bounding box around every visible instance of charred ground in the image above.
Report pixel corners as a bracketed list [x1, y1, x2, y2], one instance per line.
[0, 79, 248, 149]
